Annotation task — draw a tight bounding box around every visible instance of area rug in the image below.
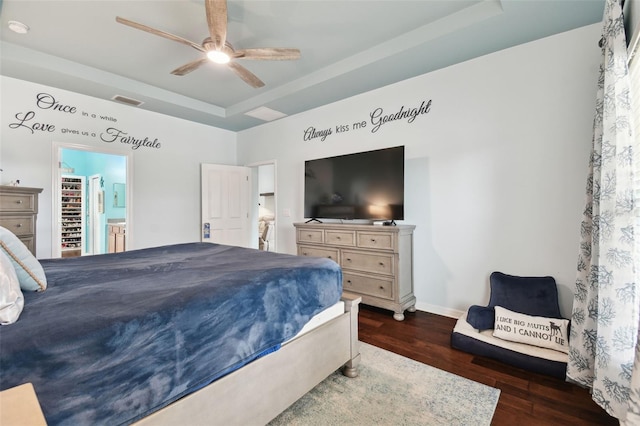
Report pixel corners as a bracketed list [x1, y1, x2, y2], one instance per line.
[269, 342, 500, 425]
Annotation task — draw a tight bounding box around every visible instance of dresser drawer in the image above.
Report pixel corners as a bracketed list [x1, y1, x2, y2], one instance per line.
[297, 228, 324, 244]
[343, 272, 393, 299]
[298, 245, 339, 263]
[0, 193, 36, 213]
[18, 236, 35, 254]
[0, 216, 34, 236]
[341, 250, 394, 275]
[357, 231, 394, 250]
[325, 230, 355, 246]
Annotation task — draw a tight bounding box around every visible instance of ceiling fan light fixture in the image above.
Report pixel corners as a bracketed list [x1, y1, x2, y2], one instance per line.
[115, 0, 299, 88]
[207, 50, 230, 64]
[8, 20, 29, 34]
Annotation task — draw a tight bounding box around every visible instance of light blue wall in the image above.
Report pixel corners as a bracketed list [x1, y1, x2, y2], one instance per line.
[237, 24, 601, 318]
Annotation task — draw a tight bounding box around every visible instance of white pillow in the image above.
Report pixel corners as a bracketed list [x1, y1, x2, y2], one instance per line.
[0, 226, 47, 291]
[493, 306, 569, 353]
[0, 250, 25, 325]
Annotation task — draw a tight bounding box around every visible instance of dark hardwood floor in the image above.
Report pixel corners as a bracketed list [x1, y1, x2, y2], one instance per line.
[358, 305, 617, 425]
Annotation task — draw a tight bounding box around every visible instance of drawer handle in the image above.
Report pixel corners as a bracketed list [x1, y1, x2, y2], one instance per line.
[302, 252, 308, 256]
[16, 200, 23, 204]
[379, 286, 385, 290]
[336, 236, 341, 240]
[307, 234, 312, 238]
[379, 262, 384, 266]
[346, 258, 352, 262]
[346, 280, 352, 284]
[15, 223, 23, 228]
[371, 239, 376, 242]
[327, 256, 332, 259]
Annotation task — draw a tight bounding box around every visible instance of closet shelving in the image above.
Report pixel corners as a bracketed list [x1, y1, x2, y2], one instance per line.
[61, 175, 85, 257]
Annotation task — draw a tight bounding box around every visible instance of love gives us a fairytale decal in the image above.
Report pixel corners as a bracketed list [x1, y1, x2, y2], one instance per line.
[8, 92, 162, 150]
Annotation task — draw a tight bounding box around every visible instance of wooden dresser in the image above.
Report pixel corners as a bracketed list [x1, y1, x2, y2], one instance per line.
[294, 222, 416, 321]
[0, 186, 43, 256]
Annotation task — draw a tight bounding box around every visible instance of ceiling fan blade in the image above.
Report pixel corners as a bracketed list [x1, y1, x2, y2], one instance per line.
[171, 58, 209, 76]
[116, 17, 204, 52]
[227, 62, 265, 88]
[205, 0, 227, 51]
[236, 48, 301, 61]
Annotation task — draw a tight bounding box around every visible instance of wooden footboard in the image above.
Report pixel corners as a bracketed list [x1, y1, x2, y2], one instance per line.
[135, 295, 361, 426]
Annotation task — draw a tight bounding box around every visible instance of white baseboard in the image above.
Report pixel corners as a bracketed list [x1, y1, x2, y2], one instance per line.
[414, 301, 464, 319]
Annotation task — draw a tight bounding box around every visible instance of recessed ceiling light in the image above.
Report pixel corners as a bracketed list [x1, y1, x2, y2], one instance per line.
[8, 20, 29, 34]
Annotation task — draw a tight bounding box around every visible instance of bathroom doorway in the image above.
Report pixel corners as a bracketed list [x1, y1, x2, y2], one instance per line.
[53, 142, 133, 258]
[251, 161, 276, 252]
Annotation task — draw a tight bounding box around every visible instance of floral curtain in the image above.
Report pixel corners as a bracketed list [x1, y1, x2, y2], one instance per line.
[567, 0, 638, 421]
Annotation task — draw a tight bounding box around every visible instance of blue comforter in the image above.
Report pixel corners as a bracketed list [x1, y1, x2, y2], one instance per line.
[0, 243, 342, 425]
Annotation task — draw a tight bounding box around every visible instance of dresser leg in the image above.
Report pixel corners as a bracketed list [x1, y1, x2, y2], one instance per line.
[407, 305, 416, 313]
[393, 312, 405, 321]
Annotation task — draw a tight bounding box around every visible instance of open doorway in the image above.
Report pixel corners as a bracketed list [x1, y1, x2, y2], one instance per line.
[253, 161, 277, 252]
[53, 142, 133, 258]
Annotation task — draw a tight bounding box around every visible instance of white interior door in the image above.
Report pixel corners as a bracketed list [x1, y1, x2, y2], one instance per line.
[201, 164, 252, 247]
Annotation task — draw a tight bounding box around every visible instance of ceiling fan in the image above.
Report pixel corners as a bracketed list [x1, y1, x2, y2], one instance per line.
[116, 0, 300, 88]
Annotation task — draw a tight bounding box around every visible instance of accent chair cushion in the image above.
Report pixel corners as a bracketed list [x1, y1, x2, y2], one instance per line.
[466, 305, 495, 330]
[0, 226, 47, 292]
[488, 271, 561, 319]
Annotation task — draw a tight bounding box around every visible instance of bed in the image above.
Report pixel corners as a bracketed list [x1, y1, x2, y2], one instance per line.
[0, 242, 361, 425]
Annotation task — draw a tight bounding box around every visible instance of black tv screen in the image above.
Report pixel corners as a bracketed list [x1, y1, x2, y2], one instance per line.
[304, 146, 404, 221]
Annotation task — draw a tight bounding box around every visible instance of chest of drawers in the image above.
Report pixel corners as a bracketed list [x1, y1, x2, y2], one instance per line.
[295, 222, 415, 321]
[0, 186, 43, 256]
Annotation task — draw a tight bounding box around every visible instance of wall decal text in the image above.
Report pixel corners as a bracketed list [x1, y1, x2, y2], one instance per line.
[8, 92, 162, 150]
[100, 128, 162, 150]
[303, 99, 432, 142]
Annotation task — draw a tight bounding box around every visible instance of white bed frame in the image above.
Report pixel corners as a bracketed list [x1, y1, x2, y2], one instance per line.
[135, 295, 361, 426]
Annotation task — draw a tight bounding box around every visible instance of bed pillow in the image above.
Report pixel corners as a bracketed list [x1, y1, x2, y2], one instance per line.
[0, 251, 25, 324]
[493, 306, 569, 353]
[488, 271, 561, 318]
[466, 305, 495, 330]
[0, 226, 47, 291]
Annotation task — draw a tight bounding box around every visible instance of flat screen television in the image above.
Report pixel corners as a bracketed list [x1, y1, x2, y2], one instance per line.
[304, 146, 404, 222]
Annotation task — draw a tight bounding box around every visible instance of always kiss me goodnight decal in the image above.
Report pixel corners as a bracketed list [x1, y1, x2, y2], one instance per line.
[8, 92, 161, 151]
[303, 99, 432, 142]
